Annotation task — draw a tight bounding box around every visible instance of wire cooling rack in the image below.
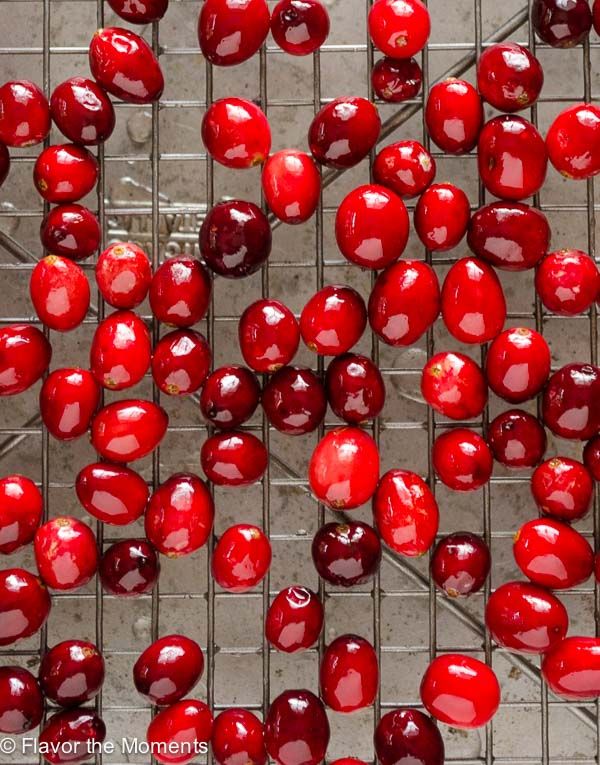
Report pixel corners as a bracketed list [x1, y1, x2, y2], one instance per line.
[0, 0, 599, 763]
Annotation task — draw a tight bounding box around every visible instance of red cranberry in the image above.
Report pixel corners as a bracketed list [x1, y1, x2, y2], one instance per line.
[425, 79, 482, 154]
[331, 758, 368, 765]
[202, 98, 271, 169]
[91, 399, 169, 462]
[335, 184, 409, 269]
[265, 690, 330, 765]
[0, 142, 9, 187]
[39, 640, 104, 707]
[488, 409, 547, 468]
[375, 709, 445, 765]
[134, 635, 204, 706]
[34, 144, 98, 203]
[421, 352, 488, 421]
[212, 709, 267, 765]
[198, 0, 269, 65]
[149, 256, 211, 327]
[595, 0, 600, 33]
[430, 532, 490, 597]
[0, 475, 42, 554]
[50, 77, 115, 145]
[486, 327, 551, 403]
[266, 586, 324, 653]
[542, 363, 600, 441]
[531, 457, 593, 522]
[485, 580, 568, 654]
[0, 666, 43, 733]
[420, 654, 500, 729]
[200, 365, 260, 429]
[300, 285, 367, 355]
[368, 0, 430, 57]
[76, 462, 149, 526]
[30, 255, 90, 332]
[89, 27, 164, 104]
[414, 183, 470, 251]
[239, 299, 300, 373]
[34, 517, 98, 591]
[325, 353, 385, 424]
[0, 569, 51, 646]
[477, 43, 544, 112]
[432, 428, 493, 491]
[96, 242, 152, 309]
[308, 97, 381, 169]
[107, 0, 168, 23]
[536, 249, 600, 315]
[584, 435, 600, 480]
[373, 469, 439, 556]
[0, 80, 50, 147]
[262, 150, 321, 225]
[152, 329, 211, 396]
[312, 521, 382, 587]
[372, 57, 422, 103]
[99, 539, 160, 597]
[271, 0, 330, 55]
[201, 432, 267, 487]
[532, 0, 592, 47]
[146, 700, 212, 765]
[542, 637, 600, 700]
[40, 204, 100, 261]
[145, 473, 214, 557]
[211, 524, 271, 592]
[262, 366, 327, 435]
[90, 310, 151, 390]
[546, 103, 600, 179]
[40, 368, 100, 441]
[373, 140, 435, 198]
[320, 634, 378, 713]
[0, 325, 51, 396]
[39, 709, 106, 764]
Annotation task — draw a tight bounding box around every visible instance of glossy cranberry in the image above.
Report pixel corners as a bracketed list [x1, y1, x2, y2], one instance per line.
[0, 569, 51, 645]
[201, 432, 267, 487]
[89, 27, 164, 104]
[91, 399, 169, 462]
[96, 242, 152, 309]
[212, 709, 267, 765]
[0, 667, 43, 733]
[432, 429, 493, 491]
[99, 539, 160, 597]
[145, 473, 214, 557]
[0, 475, 42, 554]
[90, 310, 151, 390]
[265, 690, 330, 765]
[420, 654, 500, 729]
[0, 80, 50, 147]
[34, 144, 98, 203]
[301, 285, 367, 355]
[202, 98, 271, 169]
[271, 0, 330, 55]
[262, 366, 327, 435]
[425, 79, 482, 154]
[239, 299, 300, 373]
[584, 435, 600, 480]
[200, 200, 271, 278]
[312, 521, 382, 587]
[262, 150, 321, 225]
[107, 0, 168, 23]
[211, 524, 271, 592]
[34, 517, 98, 591]
[30, 255, 89, 332]
[0, 142, 9, 187]
[485, 580, 569, 654]
[477, 43, 544, 112]
[40, 204, 100, 261]
[266, 586, 324, 653]
[331, 759, 368, 765]
[486, 327, 551, 403]
[532, 0, 592, 47]
[326, 353, 385, 424]
[50, 77, 115, 145]
[320, 634, 378, 713]
[146, 700, 212, 765]
[430, 532, 490, 597]
[198, 0, 269, 65]
[542, 363, 600, 441]
[336, 184, 409, 269]
[40, 368, 100, 441]
[152, 329, 211, 396]
[421, 352, 488, 421]
[76, 462, 149, 526]
[372, 57, 422, 102]
[488, 409, 547, 468]
[200, 365, 260, 429]
[373, 140, 435, 198]
[531, 457, 593, 522]
[39, 709, 106, 764]
[542, 637, 600, 700]
[39, 640, 104, 707]
[414, 183, 470, 251]
[368, 0, 430, 57]
[134, 635, 204, 706]
[536, 249, 600, 315]
[308, 97, 381, 169]
[149, 256, 211, 327]
[375, 708, 445, 765]
[547, 103, 600, 179]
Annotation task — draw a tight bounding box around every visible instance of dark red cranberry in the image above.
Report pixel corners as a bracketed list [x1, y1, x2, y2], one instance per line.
[107, 0, 168, 23]
[39, 709, 106, 764]
[50, 77, 115, 145]
[368, 0, 430, 57]
[0, 325, 52, 396]
[239, 299, 300, 373]
[531, 457, 593, 521]
[308, 97, 381, 169]
[201, 432, 267, 487]
[542, 637, 600, 700]
[373, 140, 435, 198]
[134, 635, 204, 706]
[300, 285, 367, 355]
[0, 569, 51, 646]
[414, 183, 470, 251]
[546, 103, 600, 179]
[477, 43, 544, 112]
[96, 242, 152, 309]
[39, 640, 104, 707]
[486, 327, 551, 403]
[0, 667, 43, 733]
[40, 368, 100, 441]
[202, 98, 271, 169]
[532, 0, 592, 47]
[266, 586, 324, 653]
[421, 352, 488, 421]
[584, 435, 600, 480]
[90, 310, 151, 390]
[488, 409, 547, 468]
[536, 249, 600, 315]
[312, 521, 382, 587]
[430, 532, 490, 597]
[542, 363, 600, 441]
[76, 462, 149, 526]
[212, 524, 271, 592]
[34, 516, 98, 591]
[99, 539, 160, 597]
[200, 365, 260, 429]
[40, 204, 100, 261]
[425, 78, 482, 154]
[595, 0, 600, 33]
[34, 144, 98, 203]
[91, 399, 169, 462]
[432, 428, 493, 491]
[372, 57, 422, 103]
[198, 0, 269, 65]
[212, 709, 267, 765]
[262, 150, 321, 225]
[375, 709, 445, 765]
[0, 80, 50, 147]
[0, 475, 42, 554]
[262, 366, 326, 435]
[30, 255, 90, 332]
[265, 690, 330, 765]
[271, 0, 330, 55]
[320, 634, 378, 713]
[146, 700, 212, 765]
[325, 353, 385, 424]
[0, 142, 9, 187]
[149, 256, 211, 327]
[152, 329, 211, 396]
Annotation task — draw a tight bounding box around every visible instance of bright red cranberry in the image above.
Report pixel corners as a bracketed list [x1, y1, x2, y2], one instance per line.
[430, 532, 490, 597]
[542, 637, 600, 700]
[96, 242, 152, 309]
[200, 365, 260, 429]
[201, 432, 267, 487]
[146, 700, 212, 765]
[536, 249, 600, 315]
[134, 635, 204, 706]
[212, 709, 267, 765]
[0, 325, 52, 396]
[0, 667, 43, 733]
[0, 475, 42, 554]
[425, 79, 482, 154]
[198, 0, 269, 65]
[531, 457, 593, 521]
[271, 0, 330, 55]
[432, 429, 493, 491]
[312, 521, 382, 587]
[373, 469, 439, 556]
[0, 569, 51, 646]
[477, 43, 544, 112]
[99, 539, 160, 597]
[331, 758, 368, 765]
[308, 97, 381, 169]
[335, 184, 409, 269]
[373, 140, 435, 198]
[414, 183, 470, 251]
[50, 77, 115, 145]
[90, 310, 151, 390]
[39, 709, 106, 764]
[368, 0, 430, 57]
[486, 327, 551, 403]
[145, 473, 214, 557]
[40, 204, 100, 261]
[0, 142, 9, 187]
[584, 435, 600, 480]
[107, 0, 168, 23]
[300, 285, 367, 355]
[265, 690, 330, 765]
[0, 80, 50, 147]
[212, 524, 271, 592]
[320, 634, 378, 713]
[39, 640, 104, 707]
[91, 399, 169, 462]
[542, 363, 600, 441]
[34, 517, 98, 591]
[30, 255, 90, 332]
[421, 352, 488, 421]
[325, 353, 385, 424]
[34, 144, 98, 203]
[532, 0, 592, 47]
[262, 366, 327, 435]
[266, 586, 324, 653]
[375, 709, 445, 765]
[547, 103, 600, 179]
[309, 427, 379, 509]
[488, 409, 546, 468]
[262, 150, 321, 225]
[76, 462, 149, 526]
[485, 580, 568, 654]
[40, 368, 100, 441]
[89, 27, 164, 104]
[152, 329, 211, 396]
[149, 256, 211, 327]
[420, 654, 500, 729]
[372, 57, 422, 102]
[202, 98, 271, 169]
[239, 299, 300, 373]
